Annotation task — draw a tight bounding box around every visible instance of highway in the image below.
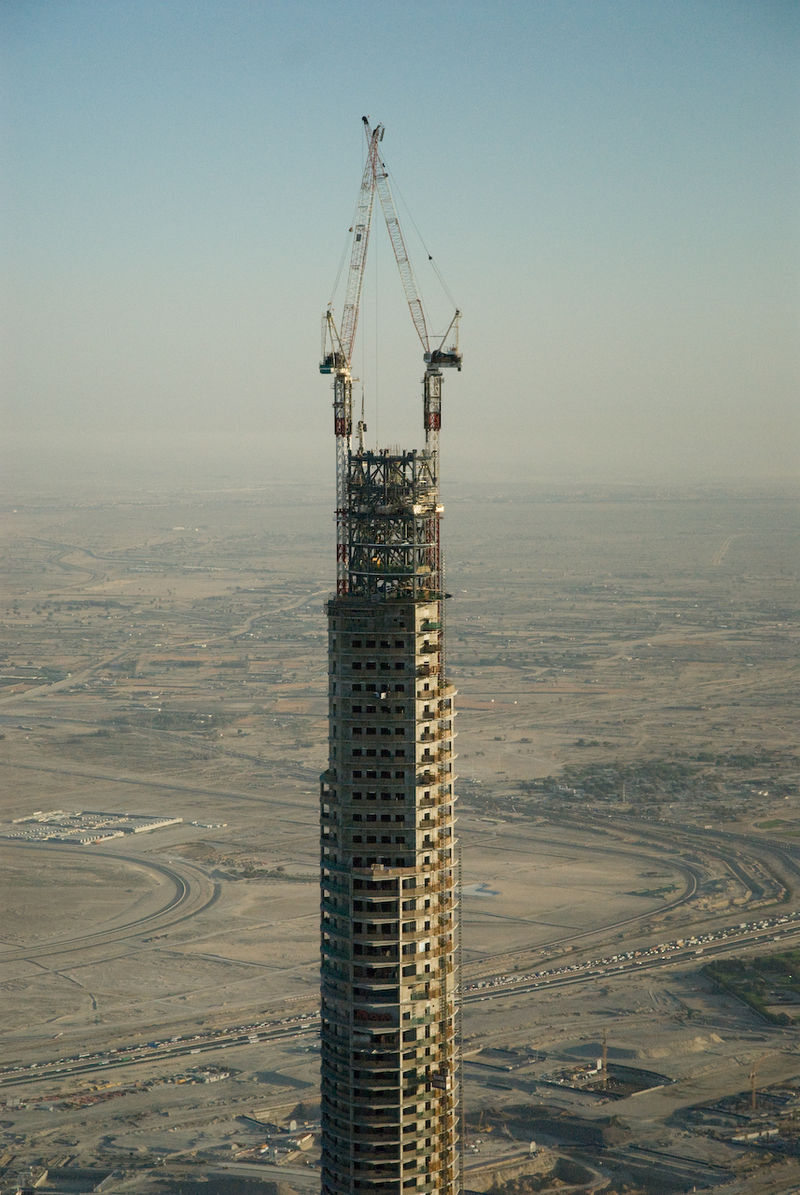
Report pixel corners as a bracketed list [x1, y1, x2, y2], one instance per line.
[5, 902, 800, 1092]
[4, 803, 800, 1099]
[460, 809, 799, 981]
[0, 1017, 317, 1089]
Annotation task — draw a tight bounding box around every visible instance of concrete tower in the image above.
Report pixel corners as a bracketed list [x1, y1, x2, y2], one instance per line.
[319, 119, 462, 1193]
[319, 435, 461, 1192]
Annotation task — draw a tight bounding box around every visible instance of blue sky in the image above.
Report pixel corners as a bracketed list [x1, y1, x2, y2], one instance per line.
[4, 0, 798, 489]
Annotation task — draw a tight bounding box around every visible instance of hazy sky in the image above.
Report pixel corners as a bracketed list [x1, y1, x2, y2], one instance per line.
[4, 0, 799, 490]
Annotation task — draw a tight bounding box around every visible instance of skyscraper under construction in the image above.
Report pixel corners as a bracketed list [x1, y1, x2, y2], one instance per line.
[319, 119, 463, 1193]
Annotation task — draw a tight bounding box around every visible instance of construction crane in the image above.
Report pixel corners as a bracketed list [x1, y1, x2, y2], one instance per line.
[320, 117, 462, 592]
[320, 117, 383, 595]
[320, 118, 385, 381]
[371, 137, 461, 467]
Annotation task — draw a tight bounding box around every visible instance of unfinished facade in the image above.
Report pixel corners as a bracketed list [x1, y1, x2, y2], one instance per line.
[320, 438, 461, 1192]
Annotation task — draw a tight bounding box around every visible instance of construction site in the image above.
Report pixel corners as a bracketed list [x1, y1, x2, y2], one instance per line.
[1, 108, 799, 1195]
[318, 118, 463, 1194]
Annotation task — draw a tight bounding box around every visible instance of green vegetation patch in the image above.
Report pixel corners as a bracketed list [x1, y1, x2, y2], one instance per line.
[106, 707, 234, 732]
[754, 819, 800, 835]
[624, 884, 678, 899]
[704, 950, 800, 1024]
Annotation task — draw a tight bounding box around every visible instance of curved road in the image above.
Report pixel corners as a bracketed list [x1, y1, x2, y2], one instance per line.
[0, 842, 219, 964]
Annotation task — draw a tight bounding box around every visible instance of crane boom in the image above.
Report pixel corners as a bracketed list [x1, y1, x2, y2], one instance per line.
[339, 133, 378, 363]
[373, 145, 462, 371]
[374, 160, 430, 354]
[321, 117, 383, 374]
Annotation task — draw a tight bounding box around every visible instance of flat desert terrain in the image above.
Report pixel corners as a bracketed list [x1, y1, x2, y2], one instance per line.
[1, 478, 798, 1194]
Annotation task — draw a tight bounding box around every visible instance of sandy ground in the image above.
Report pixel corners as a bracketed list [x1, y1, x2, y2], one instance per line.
[1, 479, 798, 1192]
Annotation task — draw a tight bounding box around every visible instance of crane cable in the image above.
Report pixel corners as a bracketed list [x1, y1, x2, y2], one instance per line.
[329, 224, 351, 309]
[385, 166, 459, 314]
